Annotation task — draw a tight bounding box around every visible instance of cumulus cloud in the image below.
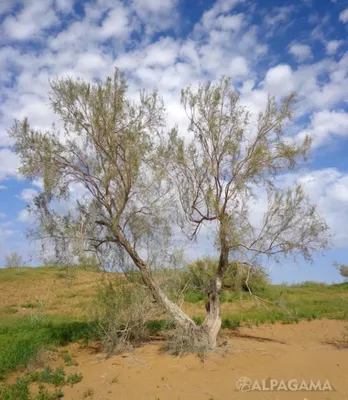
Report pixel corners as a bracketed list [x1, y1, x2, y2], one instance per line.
[264, 64, 294, 97]
[296, 110, 348, 148]
[0, 212, 5, 219]
[289, 43, 313, 62]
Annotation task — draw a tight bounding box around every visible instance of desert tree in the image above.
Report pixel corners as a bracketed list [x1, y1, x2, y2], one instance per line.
[9, 70, 196, 332]
[333, 262, 348, 280]
[9, 71, 329, 350]
[166, 78, 330, 347]
[5, 252, 23, 268]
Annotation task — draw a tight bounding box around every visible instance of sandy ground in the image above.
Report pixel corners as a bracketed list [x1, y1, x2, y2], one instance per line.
[58, 319, 348, 400]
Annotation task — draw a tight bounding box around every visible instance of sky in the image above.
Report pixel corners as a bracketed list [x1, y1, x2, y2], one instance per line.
[0, 0, 348, 283]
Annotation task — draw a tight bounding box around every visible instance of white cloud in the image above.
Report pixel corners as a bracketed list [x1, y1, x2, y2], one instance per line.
[99, 5, 130, 39]
[142, 37, 179, 67]
[326, 40, 343, 55]
[296, 169, 348, 247]
[216, 13, 244, 31]
[289, 43, 313, 62]
[228, 56, 248, 77]
[132, 0, 177, 13]
[2, 0, 58, 41]
[0, 0, 18, 15]
[264, 64, 294, 97]
[339, 8, 348, 23]
[0, 185, 7, 190]
[296, 110, 348, 148]
[55, 0, 74, 13]
[131, 0, 180, 32]
[0, 212, 5, 218]
[19, 188, 39, 202]
[0, 149, 20, 181]
[197, 0, 242, 33]
[18, 208, 33, 223]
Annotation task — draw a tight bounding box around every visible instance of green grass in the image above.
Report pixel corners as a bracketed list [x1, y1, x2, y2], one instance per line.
[0, 366, 82, 400]
[66, 373, 83, 386]
[60, 350, 77, 366]
[0, 316, 94, 380]
[184, 282, 348, 322]
[0, 267, 55, 283]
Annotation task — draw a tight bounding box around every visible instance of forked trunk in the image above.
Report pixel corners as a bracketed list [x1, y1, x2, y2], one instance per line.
[201, 278, 222, 349]
[117, 230, 197, 330]
[200, 230, 230, 349]
[118, 229, 227, 350]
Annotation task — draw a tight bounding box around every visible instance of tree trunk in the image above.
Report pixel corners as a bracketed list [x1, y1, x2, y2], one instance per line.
[117, 230, 197, 331]
[201, 276, 222, 349]
[201, 224, 229, 349]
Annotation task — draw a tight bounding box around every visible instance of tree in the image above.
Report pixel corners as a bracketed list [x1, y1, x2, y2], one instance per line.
[5, 252, 23, 268]
[333, 262, 348, 280]
[9, 71, 330, 350]
[167, 78, 330, 347]
[9, 70, 196, 334]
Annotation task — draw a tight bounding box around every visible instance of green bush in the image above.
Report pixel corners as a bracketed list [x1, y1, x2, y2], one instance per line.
[186, 256, 269, 294]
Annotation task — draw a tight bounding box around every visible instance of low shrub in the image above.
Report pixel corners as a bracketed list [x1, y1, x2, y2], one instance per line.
[92, 279, 160, 354]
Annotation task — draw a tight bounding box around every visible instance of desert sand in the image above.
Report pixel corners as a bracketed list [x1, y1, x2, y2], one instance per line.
[59, 319, 348, 400]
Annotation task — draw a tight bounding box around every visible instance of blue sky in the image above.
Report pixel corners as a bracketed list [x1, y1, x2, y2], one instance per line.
[0, 0, 348, 283]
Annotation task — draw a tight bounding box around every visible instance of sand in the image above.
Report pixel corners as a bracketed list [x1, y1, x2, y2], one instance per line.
[59, 319, 348, 400]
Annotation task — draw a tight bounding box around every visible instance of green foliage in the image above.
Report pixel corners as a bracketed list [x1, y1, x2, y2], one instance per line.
[146, 320, 174, 335]
[0, 377, 30, 400]
[28, 367, 65, 386]
[60, 350, 76, 366]
[0, 365, 80, 400]
[186, 257, 269, 294]
[66, 373, 83, 386]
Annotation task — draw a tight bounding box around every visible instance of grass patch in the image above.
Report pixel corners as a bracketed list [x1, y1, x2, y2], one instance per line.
[60, 350, 77, 366]
[66, 373, 83, 386]
[0, 366, 82, 400]
[0, 316, 94, 379]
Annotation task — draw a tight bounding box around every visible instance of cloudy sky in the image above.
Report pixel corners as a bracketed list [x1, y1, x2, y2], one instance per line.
[0, 0, 347, 283]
